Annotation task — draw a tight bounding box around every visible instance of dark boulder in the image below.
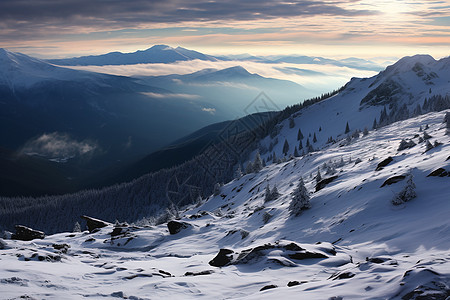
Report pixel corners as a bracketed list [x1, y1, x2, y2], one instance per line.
[288, 251, 328, 260]
[260, 284, 278, 291]
[316, 176, 338, 192]
[167, 221, 190, 235]
[11, 225, 45, 241]
[380, 175, 406, 187]
[427, 168, 449, 177]
[209, 249, 234, 267]
[184, 270, 214, 276]
[329, 271, 355, 280]
[52, 243, 70, 253]
[375, 156, 393, 171]
[287, 281, 307, 287]
[81, 215, 110, 233]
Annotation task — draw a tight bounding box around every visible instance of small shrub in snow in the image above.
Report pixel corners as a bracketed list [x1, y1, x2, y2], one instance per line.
[397, 139, 416, 151]
[289, 178, 311, 216]
[423, 131, 432, 140]
[392, 175, 417, 205]
[262, 211, 272, 224]
[425, 140, 434, 152]
[354, 158, 362, 165]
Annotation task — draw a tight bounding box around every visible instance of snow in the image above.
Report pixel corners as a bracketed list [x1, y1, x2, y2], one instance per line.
[1, 110, 449, 299]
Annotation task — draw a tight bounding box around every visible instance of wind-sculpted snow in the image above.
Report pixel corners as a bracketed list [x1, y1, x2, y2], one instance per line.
[1, 110, 449, 299]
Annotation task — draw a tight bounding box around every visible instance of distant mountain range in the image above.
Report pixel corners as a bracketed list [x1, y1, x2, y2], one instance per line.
[47, 45, 218, 66]
[46, 44, 385, 71]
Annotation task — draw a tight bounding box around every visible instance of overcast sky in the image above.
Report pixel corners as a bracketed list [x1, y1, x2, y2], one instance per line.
[0, 0, 449, 58]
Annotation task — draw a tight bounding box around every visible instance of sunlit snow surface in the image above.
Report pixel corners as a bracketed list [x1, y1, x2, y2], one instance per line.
[1, 110, 449, 299]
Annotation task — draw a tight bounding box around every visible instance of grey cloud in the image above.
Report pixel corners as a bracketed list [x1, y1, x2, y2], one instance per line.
[0, 0, 377, 36]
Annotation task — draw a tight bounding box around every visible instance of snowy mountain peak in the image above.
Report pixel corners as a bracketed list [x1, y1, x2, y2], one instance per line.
[386, 54, 436, 74]
[146, 44, 174, 51]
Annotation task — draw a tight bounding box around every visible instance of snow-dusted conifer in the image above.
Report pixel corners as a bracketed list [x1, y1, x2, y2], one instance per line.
[313, 133, 317, 143]
[253, 151, 263, 172]
[392, 175, 417, 205]
[289, 178, 311, 215]
[299, 140, 303, 150]
[73, 222, 81, 232]
[373, 118, 377, 129]
[234, 165, 243, 179]
[316, 168, 322, 183]
[213, 183, 221, 196]
[294, 146, 300, 157]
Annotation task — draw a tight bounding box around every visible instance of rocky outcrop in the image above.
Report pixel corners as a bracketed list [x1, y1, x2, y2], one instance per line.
[167, 221, 190, 235]
[375, 156, 393, 171]
[380, 175, 406, 187]
[11, 225, 45, 241]
[80, 215, 110, 233]
[427, 168, 449, 177]
[316, 176, 338, 192]
[209, 249, 234, 267]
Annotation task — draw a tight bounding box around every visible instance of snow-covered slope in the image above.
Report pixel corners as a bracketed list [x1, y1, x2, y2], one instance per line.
[261, 55, 450, 159]
[0, 48, 100, 88]
[1, 110, 449, 299]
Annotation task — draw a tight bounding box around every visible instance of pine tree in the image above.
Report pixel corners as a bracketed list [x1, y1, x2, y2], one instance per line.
[316, 168, 322, 183]
[299, 140, 303, 150]
[253, 151, 263, 172]
[297, 128, 304, 141]
[319, 126, 322, 132]
[294, 146, 300, 157]
[245, 162, 254, 174]
[272, 152, 278, 164]
[313, 132, 317, 143]
[306, 138, 310, 147]
[271, 185, 280, 200]
[283, 139, 290, 155]
[372, 118, 377, 129]
[289, 178, 311, 216]
[264, 184, 271, 202]
[345, 122, 350, 134]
